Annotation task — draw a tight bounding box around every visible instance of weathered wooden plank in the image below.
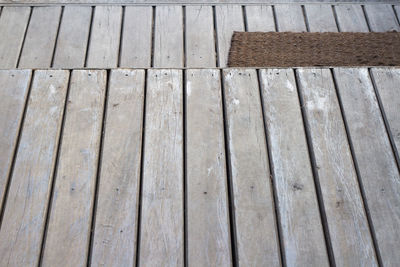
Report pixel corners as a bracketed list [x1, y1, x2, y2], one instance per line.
[0, 70, 69, 267]
[52, 6, 91, 68]
[91, 69, 145, 266]
[223, 69, 280, 266]
[305, 4, 337, 32]
[215, 5, 244, 67]
[364, 4, 400, 32]
[185, 6, 216, 67]
[0, 7, 30, 68]
[0, 0, 392, 3]
[186, 69, 231, 266]
[41, 70, 106, 266]
[334, 5, 369, 32]
[245, 5, 275, 32]
[334, 68, 400, 266]
[274, 4, 306, 32]
[153, 6, 183, 67]
[120, 6, 152, 68]
[139, 69, 183, 266]
[18, 7, 61, 68]
[87, 6, 122, 68]
[0, 70, 31, 212]
[370, 68, 400, 164]
[259, 69, 329, 267]
[297, 69, 377, 266]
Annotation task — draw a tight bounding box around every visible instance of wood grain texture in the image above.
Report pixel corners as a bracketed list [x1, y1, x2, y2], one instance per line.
[87, 6, 122, 68]
[91, 69, 145, 266]
[139, 69, 183, 266]
[42, 70, 106, 267]
[245, 5, 275, 31]
[215, 5, 244, 67]
[334, 5, 369, 32]
[223, 69, 280, 266]
[153, 6, 183, 67]
[297, 68, 377, 266]
[305, 4, 338, 32]
[0, 70, 31, 213]
[364, 4, 400, 32]
[0, 0, 393, 3]
[0, 70, 69, 267]
[53, 6, 92, 68]
[0, 7, 30, 68]
[259, 69, 329, 267]
[370, 68, 400, 166]
[334, 68, 400, 266]
[186, 69, 231, 266]
[185, 6, 216, 67]
[275, 4, 306, 32]
[120, 6, 152, 68]
[18, 7, 61, 68]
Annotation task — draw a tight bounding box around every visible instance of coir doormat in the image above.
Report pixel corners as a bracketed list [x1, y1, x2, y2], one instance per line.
[228, 32, 400, 67]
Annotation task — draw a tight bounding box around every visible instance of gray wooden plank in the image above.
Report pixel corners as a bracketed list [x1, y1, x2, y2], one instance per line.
[334, 68, 400, 266]
[395, 6, 400, 23]
[371, 68, 400, 164]
[274, 4, 306, 32]
[0, 0, 394, 3]
[139, 69, 183, 266]
[185, 6, 216, 67]
[305, 4, 337, 32]
[120, 6, 152, 68]
[259, 69, 329, 267]
[91, 69, 145, 266]
[364, 4, 400, 32]
[53, 6, 91, 68]
[42, 70, 106, 266]
[153, 6, 183, 67]
[18, 7, 61, 68]
[245, 5, 275, 31]
[0, 70, 31, 213]
[0, 7, 30, 68]
[186, 69, 231, 266]
[223, 69, 280, 266]
[0, 70, 69, 267]
[297, 69, 378, 266]
[87, 6, 122, 68]
[334, 4, 369, 32]
[215, 5, 243, 67]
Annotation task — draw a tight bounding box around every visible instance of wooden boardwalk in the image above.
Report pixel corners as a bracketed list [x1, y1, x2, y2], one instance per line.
[0, 67, 399, 266]
[0, 2, 400, 267]
[0, 3, 399, 68]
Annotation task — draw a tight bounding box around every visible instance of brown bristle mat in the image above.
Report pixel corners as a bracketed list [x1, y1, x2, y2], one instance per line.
[228, 31, 400, 67]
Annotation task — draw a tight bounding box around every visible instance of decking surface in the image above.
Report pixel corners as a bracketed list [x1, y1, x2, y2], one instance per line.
[0, 2, 400, 267]
[0, 3, 400, 68]
[0, 67, 400, 266]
